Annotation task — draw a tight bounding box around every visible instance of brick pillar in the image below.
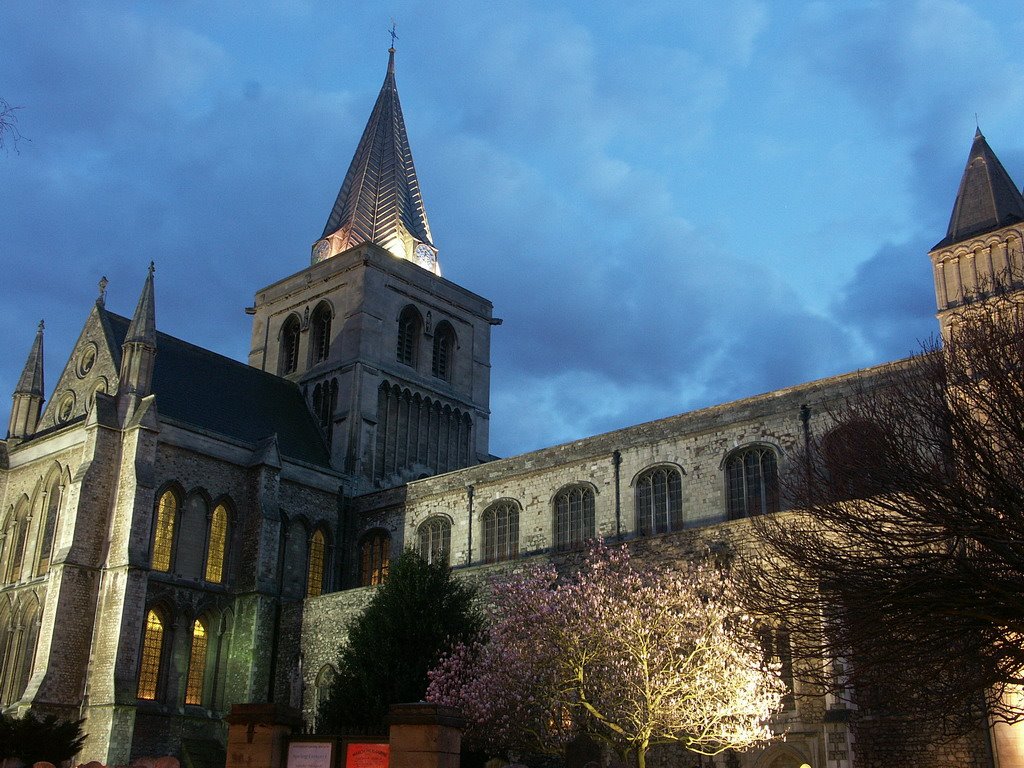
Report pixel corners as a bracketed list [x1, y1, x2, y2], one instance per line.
[225, 703, 301, 768]
[388, 703, 465, 768]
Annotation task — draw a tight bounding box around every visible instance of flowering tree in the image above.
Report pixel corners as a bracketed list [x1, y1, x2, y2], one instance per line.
[427, 543, 784, 768]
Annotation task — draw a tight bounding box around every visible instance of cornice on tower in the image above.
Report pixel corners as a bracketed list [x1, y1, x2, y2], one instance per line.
[314, 47, 439, 275]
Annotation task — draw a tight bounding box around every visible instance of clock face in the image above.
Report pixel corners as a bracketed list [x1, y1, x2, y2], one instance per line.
[414, 243, 436, 269]
[312, 239, 332, 263]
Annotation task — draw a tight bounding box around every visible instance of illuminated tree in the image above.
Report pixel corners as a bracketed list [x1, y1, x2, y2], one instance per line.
[317, 550, 482, 733]
[744, 306, 1024, 735]
[427, 542, 784, 768]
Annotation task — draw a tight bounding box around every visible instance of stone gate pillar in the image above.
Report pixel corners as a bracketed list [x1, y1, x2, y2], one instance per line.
[388, 703, 465, 768]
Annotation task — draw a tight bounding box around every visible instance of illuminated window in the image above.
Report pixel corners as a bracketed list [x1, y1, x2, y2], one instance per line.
[310, 302, 333, 364]
[151, 490, 177, 572]
[185, 619, 208, 705]
[360, 530, 390, 586]
[554, 486, 595, 551]
[483, 501, 519, 563]
[137, 610, 165, 700]
[418, 517, 451, 565]
[205, 504, 228, 583]
[431, 322, 455, 380]
[396, 306, 422, 367]
[726, 446, 779, 519]
[280, 315, 301, 375]
[306, 529, 326, 598]
[36, 477, 62, 576]
[636, 466, 683, 535]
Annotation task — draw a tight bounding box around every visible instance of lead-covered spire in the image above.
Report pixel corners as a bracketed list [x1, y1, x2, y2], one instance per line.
[314, 47, 439, 274]
[940, 128, 1024, 247]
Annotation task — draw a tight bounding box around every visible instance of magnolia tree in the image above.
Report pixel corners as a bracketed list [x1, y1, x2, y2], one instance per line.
[427, 543, 784, 768]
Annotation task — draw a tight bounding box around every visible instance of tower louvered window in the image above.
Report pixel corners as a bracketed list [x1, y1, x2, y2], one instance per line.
[636, 466, 684, 535]
[431, 322, 455, 380]
[554, 486, 595, 551]
[397, 307, 422, 367]
[310, 302, 332, 364]
[280, 315, 301, 375]
[726, 446, 779, 519]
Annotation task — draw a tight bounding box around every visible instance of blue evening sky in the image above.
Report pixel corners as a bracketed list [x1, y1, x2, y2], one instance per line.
[3, 1, 1024, 458]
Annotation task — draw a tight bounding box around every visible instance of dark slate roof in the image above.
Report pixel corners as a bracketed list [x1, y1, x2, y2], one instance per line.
[103, 310, 332, 468]
[937, 129, 1024, 248]
[320, 48, 434, 253]
[15, 321, 44, 397]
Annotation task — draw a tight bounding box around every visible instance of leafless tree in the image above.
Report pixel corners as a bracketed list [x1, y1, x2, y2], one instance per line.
[0, 97, 25, 153]
[742, 299, 1024, 737]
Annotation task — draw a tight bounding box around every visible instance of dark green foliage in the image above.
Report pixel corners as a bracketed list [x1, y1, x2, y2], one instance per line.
[317, 550, 482, 734]
[0, 711, 86, 763]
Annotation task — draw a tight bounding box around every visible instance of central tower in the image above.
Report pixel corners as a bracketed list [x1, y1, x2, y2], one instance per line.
[247, 48, 495, 490]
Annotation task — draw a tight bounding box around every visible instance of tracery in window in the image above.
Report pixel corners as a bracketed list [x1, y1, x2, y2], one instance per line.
[6, 502, 29, 583]
[151, 490, 177, 572]
[280, 314, 301, 375]
[726, 446, 779, 519]
[36, 474, 62, 576]
[431, 321, 455, 381]
[483, 500, 519, 563]
[554, 485, 595, 551]
[397, 306, 422, 367]
[306, 529, 326, 598]
[360, 530, 390, 586]
[205, 503, 228, 584]
[636, 466, 684, 535]
[310, 302, 333, 364]
[185, 619, 208, 705]
[137, 609, 165, 700]
[418, 516, 451, 565]
[0, 599, 40, 707]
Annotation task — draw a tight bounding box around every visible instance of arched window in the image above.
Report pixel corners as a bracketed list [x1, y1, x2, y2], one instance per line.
[151, 489, 178, 572]
[418, 517, 451, 565]
[36, 474, 63, 576]
[1, 600, 40, 706]
[177, 493, 209, 579]
[635, 466, 684, 535]
[137, 609, 166, 700]
[396, 306, 422, 367]
[725, 445, 780, 519]
[310, 302, 333, 364]
[205, 503, 229, 584]
[360, 530, 390, 587]
[313, 379, 339, 449]
[306, 529, 326, 598]
[554, 485, 595, 551]
[6, 502, 29, 583]
[315, 664, 337, 724]
[185, 618, 209, 706]
[280, 315, 301, 375]
[483, 500, 519, 563]
[431, 322, 456, 381]
[760, 627, 795, 709]
[820, 420, 890, 501]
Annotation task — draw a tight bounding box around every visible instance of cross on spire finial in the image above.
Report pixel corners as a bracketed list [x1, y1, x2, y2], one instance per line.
[388, 19, 398, 49]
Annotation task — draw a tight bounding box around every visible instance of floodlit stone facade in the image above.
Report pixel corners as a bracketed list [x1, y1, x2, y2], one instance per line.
[1, 52, 1020, 768]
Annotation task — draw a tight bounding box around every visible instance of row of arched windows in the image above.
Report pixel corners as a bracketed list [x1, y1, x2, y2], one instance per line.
[137, 605, 233, 710]
[281, 515, 331, 600]
[355, 446, 783, 584]
[1, 464, 69, 587]
[279, 301, 333, 376]
[396, 305, 457, 382]
[150, 488, 232, 584]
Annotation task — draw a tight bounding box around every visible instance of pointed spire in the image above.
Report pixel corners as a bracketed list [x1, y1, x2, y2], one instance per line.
[943, 129, 1024, 245]
[125, 262, 156, 346]
[8, 321, 45, 440]
[15, 321, 44, 398]
[317, 47, 437, 272]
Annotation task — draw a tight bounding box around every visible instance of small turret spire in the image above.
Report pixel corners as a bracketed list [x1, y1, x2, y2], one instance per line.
[314, 46, 438, 273]
[941, 129, 1024, 247]
[8, 320, 45, 440]
[119, 263, 157, 398]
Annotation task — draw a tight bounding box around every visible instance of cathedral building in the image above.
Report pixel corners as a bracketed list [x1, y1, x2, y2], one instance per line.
[1, 47, 1021, 768]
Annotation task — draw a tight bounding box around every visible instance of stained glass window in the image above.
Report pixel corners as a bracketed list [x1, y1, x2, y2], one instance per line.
[137, 610, 164, 700]
[185, 619, 208, 706]
[306, 529, 326, 598]
[152, 490, 177, 571]
[204, 504, 228, 583]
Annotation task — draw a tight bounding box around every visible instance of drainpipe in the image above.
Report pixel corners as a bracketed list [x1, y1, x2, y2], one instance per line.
[612, 450, 622, 539]
[466, 484, 474, 565]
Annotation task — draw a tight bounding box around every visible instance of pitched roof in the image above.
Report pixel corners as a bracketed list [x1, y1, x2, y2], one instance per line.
[103, 310, 332, 469]
[320, 48, 434, 258]
[938, 129, 1024, 248]
[15, 321, 44, 398]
